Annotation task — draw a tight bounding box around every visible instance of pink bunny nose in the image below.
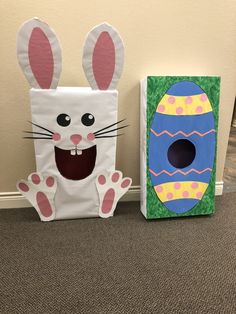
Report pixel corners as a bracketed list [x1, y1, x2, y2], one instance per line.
[70, 134, 82, 145]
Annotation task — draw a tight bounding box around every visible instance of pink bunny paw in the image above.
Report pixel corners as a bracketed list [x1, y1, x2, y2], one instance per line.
[17, 173, 57, 221]
[96, 171, 132, 218]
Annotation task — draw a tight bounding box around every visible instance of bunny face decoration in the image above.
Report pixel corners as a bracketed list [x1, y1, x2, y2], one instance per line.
[16, 18, 132, 221]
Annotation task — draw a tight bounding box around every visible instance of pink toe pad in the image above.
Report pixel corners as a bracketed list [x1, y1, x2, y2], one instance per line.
[98, 175, 106, 185]
[46, 176, 54, 187]
[31, 174, 40, 184]
[112, 172, 120, 182]
[19, 182, 29, 192]
[121, 179, 131, 189]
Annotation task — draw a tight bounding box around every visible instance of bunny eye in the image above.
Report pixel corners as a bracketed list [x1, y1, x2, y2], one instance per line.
[57, 113, 71, 127]
[81, 113, 95, 126]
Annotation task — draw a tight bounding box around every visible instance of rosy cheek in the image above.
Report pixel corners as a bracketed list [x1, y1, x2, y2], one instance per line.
[52, 133, 61, 141]
[87, 133, 95, 141]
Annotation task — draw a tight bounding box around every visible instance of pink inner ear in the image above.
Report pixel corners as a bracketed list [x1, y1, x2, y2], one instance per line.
[92, 31, 115, 90]
[28, 27, 54, 89]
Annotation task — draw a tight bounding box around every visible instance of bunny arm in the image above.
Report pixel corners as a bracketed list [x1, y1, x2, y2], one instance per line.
[96, 170, 132, 218]
[17, 172, 57, 222]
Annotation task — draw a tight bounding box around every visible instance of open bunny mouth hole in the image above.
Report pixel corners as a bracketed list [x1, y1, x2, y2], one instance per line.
[54, 145, 97, 180]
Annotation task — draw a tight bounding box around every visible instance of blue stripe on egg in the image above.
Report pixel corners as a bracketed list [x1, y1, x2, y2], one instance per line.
[166, 81, 204, 96]
[148, 124, 216, 185]
[163, 199, 199, 214]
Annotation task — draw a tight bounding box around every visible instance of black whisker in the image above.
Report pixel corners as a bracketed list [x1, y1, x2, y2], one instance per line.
[95, 134, 124, 139]
[94, 119, 126, 135]
[23, 137, 52, 140]
[28, 121, 54, 134]
[23, 131, 52, 137]
[94, 125, 129, 136]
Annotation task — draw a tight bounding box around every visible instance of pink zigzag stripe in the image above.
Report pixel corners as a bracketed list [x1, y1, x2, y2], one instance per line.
[150, 129, 216, 138]
[149, 168, 212, 177]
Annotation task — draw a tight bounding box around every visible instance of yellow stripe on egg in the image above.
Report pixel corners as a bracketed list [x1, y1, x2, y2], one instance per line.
[154, 181, 208, 202]
[156, 93, 212, 116]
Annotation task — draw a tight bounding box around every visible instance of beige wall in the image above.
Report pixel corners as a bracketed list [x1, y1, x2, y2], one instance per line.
[1, 0, 236, 192]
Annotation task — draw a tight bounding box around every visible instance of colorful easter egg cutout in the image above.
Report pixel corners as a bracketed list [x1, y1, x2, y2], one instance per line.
[148, 80, 217, 214]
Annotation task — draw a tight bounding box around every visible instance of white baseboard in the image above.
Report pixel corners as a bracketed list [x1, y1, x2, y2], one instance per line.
[0, 182, 224, 209]
[121, 185, 140, 202]
[215, 181, 224, 195]
[0, 192, 30, 209]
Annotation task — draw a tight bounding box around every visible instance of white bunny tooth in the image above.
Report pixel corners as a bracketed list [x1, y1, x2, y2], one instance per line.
[77, 150, 82, 155]
[70, 149, 76, 156]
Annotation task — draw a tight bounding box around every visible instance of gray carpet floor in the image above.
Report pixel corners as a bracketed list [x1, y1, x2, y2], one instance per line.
[1, 194, 236, 314]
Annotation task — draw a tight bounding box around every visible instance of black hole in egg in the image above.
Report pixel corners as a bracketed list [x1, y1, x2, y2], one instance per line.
[167, 139, 196, 169]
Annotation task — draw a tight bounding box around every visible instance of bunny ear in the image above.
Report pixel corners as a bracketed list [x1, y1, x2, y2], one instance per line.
[82, 23, 124, 90]
[17, 18, 61, 89]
